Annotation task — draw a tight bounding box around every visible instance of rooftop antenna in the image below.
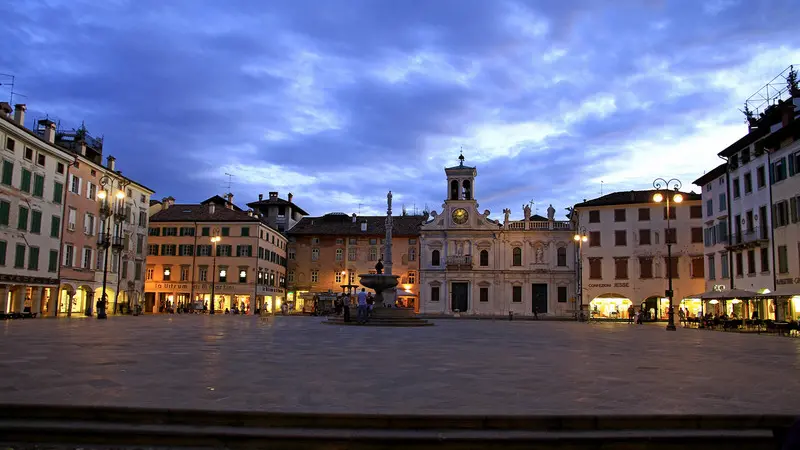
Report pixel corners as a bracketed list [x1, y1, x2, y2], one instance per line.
[600, 180, 604, 196]
[358, 203, 363, 215]
[223, 172, 234, 193]
[0, 73, 17, 104]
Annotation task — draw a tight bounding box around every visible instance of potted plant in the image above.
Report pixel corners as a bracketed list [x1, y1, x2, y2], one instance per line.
[741, 103, 758, 128]
[787, 65, 800, 97]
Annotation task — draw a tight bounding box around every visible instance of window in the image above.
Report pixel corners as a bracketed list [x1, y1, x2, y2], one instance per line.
[135, 262, 142, 281]
[196, 267, 207, 282]
[706, 199, 713, 217]
[235, 245, 251, 257]
[480, 287, 489, 302]
[69, 174, 81, 194]
[239, 269, 247, 283]
[5, 137, 14, 152]
[87, 182, 96, 200]
[178, 244, 194, 256]
[690, 257, 704, 278]
[691, 227, 703, 244]
[63, 244, 74, 267]
[219, 268, 227, 283]
[335, 248, 343, 261]
[48, 250, 58, 272]
[288, 248, 296, 260]
[56, 162, 64, 174]
[589, 210, 600, 223]
[478, 249, 489, 266]
[556, 247, 566, 266]
[349, 238, 358, 245]
[148, 244, 159, 256]
[162, 227, 178, 236]
[409, 248, 416, 261]
[369, 238, 377, 245]
[216, 244, 231, 257]
[557, 286, 568, 303]
[719, 193, 727, 212]
[635, 257, 651, 279]
[589, 231, 601, 247]
[221, 227, 230, 237]
[589, 258, 602, 279]
[732, 178, 740, 198]
[743, 172, 752, 194]
[30, 210, 42, 234]
[431, 249, 440, 266]
[614, 209, 626, 222]
[408, 271, 416, 284]
[17, 205, 28, 231]
[0, 240, 5, 266]
[708, 255, 716, 280]
[778, 245, 789, 274]
[747, 249, 756, 274]
[663, 207, 676, 220]
[512, 247, 522, 266]
[614, 230, 626, 246]
[23, 147, 32, 160]
[14, 243, 25, 268]
[53, 181, 63, 204]
[431, 286, 440, 302]
[638, 208, 650, 221]
[66, 207, 75, 231]
[201, 227, 210, 236]
[146, 267, 154, 281]
[791, 151, 800, 177]
[639, 229, 651, 245]
[50, 216, 60, 238]
[120, 260, 128, 279]
[1, 160, 12, 185]
[665, 256, 679, 278]
[721, 252, 729, 278]
[136, 235, 144, 254]
[82, 247, 92, 269]
[138, 210, 147, 227]
[409, 238, 417, 245]
[20, 168, 31, 193]
[335, 238, 343, 245]
[735, 252, 743, 276]
[287, 270, 294, 283]
[0, 200, 7, 226]
[369, 247, 377, 261]
[760, 247, 769, 273]
[241, 227, 250, 237]
[311, 248, 319, 261]
[178, 227, 194, 236]
[665, 228, 676, 244]
[311, 270, 318, 283]
[512, 286, 522, 302]
[148, 227, 160, 237]
[335, 272, 343, 283]
[772, 157, 787, 183]
[163, 267, 171, 281]
[312, 237, 320, 245]
[773, 200, 791, 228]
[614, 258, 628, 279]
[27, 246, 39, 270]
[161, 244, 177, 256]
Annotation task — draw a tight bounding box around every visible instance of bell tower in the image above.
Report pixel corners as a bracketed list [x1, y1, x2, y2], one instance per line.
[444, 152, 477, 204]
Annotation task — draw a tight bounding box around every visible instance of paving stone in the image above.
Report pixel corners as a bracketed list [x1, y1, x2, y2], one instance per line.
[0, 316, 798, 415]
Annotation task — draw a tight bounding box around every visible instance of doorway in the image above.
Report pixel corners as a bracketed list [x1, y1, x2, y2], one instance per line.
[532, 283, 548, 314]
[451, 282, 469, 312]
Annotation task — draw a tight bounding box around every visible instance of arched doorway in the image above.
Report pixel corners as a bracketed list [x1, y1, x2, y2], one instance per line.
[641, 295, 669, 321]
[589, 293, 631, 319]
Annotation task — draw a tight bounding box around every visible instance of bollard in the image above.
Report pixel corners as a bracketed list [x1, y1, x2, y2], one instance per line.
[509, 311, 513, 321]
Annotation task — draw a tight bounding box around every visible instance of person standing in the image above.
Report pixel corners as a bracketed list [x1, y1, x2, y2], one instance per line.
[357, 288, 368, 324]
[343, 293, 351, 323]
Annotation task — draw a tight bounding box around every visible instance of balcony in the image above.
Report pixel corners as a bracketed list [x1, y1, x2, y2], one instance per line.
[505, 220, 573, 231]
[727, 227, 769, 249]
[446, 255, 472, 269]
[97, 233, 124, 249]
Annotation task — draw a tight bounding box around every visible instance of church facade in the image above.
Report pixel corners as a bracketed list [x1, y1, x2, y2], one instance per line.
[418, 156, 577, 317]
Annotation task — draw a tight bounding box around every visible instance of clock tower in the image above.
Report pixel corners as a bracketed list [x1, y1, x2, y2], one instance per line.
[444, 152, 478, 227]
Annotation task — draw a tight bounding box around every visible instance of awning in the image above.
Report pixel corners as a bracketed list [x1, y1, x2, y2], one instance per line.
[686, 288, 760, 300]
[755, 286, 800, 298]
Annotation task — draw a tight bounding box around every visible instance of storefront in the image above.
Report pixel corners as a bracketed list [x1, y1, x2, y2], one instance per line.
[145, 281, 266, 314]
[589, 295, 632, 319]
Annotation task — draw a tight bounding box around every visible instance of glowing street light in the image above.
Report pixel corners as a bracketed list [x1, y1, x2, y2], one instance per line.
[210, 234, 221, 315]
[652, 177, 683, 331]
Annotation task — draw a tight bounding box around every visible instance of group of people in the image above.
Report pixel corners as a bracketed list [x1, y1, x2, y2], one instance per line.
[334, 289, 375, 324]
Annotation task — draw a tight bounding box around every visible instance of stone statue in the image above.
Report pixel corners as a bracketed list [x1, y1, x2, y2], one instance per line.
[387, 191, 393, 211]
[375, 259, 384, 274]
[536, 246, 544, 263]
[523, 204, 531, 221]
[503, 208, 511, 225]
[547, 204, 555, 221]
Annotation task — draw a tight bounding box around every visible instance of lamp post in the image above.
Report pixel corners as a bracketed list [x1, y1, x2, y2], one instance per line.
[97, 176, 127, 320]
[573, 227, 588, 320]
[210, 233, 221, 315]
[652, 178, 684, 331]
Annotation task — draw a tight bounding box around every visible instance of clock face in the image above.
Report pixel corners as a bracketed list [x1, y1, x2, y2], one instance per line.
[452, 208, 469, 225]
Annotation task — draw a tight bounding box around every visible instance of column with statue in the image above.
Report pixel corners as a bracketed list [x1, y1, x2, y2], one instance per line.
[359, 191, 400, 307]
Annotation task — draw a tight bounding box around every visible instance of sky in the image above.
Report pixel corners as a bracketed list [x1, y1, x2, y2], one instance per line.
[1, 0, 799, 220]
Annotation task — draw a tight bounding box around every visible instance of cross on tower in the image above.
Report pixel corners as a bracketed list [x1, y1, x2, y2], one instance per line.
[458, 150, 465, 166]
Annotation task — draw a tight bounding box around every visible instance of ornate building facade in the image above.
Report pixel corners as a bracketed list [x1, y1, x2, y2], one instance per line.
[419, 156, 576, 317]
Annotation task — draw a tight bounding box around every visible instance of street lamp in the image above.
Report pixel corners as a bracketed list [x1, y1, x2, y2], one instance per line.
[96, 177, 127, 319]
[652, 177, 683, 331]
[573, 227, 588, 320]
[210, 234, 221, 315]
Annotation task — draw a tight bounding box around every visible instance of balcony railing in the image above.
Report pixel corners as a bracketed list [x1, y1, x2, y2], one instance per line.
[505, 220, 572, 231]
[446, 255, 472, 268]
[97, 233, 124, 249]
[728, 227, 768, 247]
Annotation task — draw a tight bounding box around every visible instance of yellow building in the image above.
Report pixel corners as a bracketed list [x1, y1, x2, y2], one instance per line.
[145, 194, 287, 314]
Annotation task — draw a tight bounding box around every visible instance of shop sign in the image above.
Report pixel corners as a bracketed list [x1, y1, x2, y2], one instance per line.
[614, 282, 629, 288]
[587, 283, 612, 288]
[713, 284, 727, 292]
[777, 277, 800, 285]
[0, 274, 59, 285]
[196, 283, 237, 292]
[155, 283, 190, 290]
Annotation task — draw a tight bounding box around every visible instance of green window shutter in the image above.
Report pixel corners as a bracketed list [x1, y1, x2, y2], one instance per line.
[50, 215, 61, 238]
[33, 174, 44, 197]
[1, 160, 12, 185]
[0, 241, 6, 266]
[14, 243, 25, 268]
[20, 169, 31, 192]
[17, 206, 28, 231]
[789, 153, 796, 177]
[53, 181, 63, 204]
[0, 200, 9, 226]
[27, 247, 39, 270]
[48, 250, 58, 272]
[30, 210, 42, 233]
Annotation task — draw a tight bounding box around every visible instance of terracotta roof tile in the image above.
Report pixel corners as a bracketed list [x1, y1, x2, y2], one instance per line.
[288, 214, 425, 236]
[574, 190, 701, 208]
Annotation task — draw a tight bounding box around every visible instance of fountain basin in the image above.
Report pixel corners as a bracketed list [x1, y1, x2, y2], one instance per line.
[358, 274, 400, 293]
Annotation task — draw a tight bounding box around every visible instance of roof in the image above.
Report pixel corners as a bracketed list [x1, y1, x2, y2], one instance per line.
[0, 113, 75, 162]
[693, 163, 727, 186]
[150, 199, 161, 206]
[247, 197, 309, 216]
[150, 203, 261, 223]
[202, 195, 242, 211]
[718, 127, 769, 158]
[573, 190, 701, 208]
[288, 214, 426, 236]
[530, 214, 548, 221]
[763, 118, 800, 149]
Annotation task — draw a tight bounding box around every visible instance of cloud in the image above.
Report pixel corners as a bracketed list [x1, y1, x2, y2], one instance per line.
[1, 0, 799, 219]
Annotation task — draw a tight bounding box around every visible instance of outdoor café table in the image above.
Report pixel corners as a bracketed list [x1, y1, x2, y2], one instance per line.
[775, 322, 789, 336]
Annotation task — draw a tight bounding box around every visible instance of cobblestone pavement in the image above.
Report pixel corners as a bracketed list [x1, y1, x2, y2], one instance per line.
[1, 316, 799, 415]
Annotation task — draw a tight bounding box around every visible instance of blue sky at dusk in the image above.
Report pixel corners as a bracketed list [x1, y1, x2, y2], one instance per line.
[1, 0, 799, 220]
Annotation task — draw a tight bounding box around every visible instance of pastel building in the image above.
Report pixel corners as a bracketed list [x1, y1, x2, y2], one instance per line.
[145, 194, 287, 313]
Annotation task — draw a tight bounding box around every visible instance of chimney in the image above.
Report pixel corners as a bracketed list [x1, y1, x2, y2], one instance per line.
[781, 100, 795, 128]
[0, 102, 11, 117]
[13, 104, 25, 126]
[361, 221, 367, 232]
[258, 193, 263, 201]
[225, 192, 234, 209]
[160, 196, 175, 210]
[352, 213, 357, 223]
[106, 156, 116, 171]
[42, 120, 56, 144]
[288, 193, 293, 203]
[209, 203, 216, 215]
[269, 191, 278, 200]
[248, 209, 254, 217]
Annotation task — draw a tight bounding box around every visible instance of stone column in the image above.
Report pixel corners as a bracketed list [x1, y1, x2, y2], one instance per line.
[49, 288, 59, 317]
[31, 286, 43, 315]
[0, 285, 8, 313]
[12, 287, 25, 313]
[67, 292, 75, 317]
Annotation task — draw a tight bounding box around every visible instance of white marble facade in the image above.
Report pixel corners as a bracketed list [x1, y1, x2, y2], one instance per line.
[418, 156, 576, 317]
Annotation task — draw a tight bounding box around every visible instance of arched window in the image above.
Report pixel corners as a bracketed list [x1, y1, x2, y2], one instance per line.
[480, 249, 489, 266]
[462, 180, 472, 200]
[431, 249, 441, 266]
[557, 247, 567, 267]
[512, 247, 522, 266]
[450, 180, 459, 200]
